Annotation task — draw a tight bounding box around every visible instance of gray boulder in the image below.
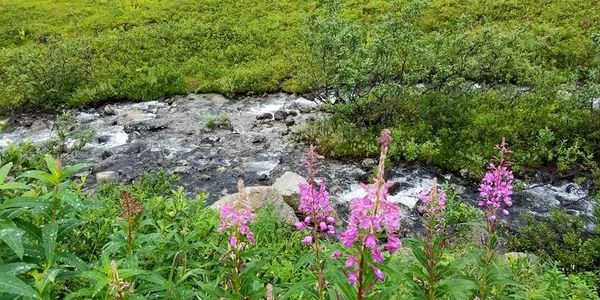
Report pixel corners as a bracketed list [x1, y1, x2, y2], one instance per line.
[272, 172, 307, 210]
[212, 186, 299, 225]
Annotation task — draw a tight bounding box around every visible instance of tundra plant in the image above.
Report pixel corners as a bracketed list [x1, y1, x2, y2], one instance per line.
[218, 179, 255, 295]
[335, 129, 402, 299]
[478, 139, 514, 299]
[294, 145, 337, 299]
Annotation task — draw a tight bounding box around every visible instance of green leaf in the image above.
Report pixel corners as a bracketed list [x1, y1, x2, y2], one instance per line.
[438, 278, 477, 300]
[0, 182, 30, 190]
[0, 262, 38, 275]
[1, 197, 52, 211]
[0, 227, 24, 259]
[58, 252, 89, 271]
[0, 273, 39, 299]
[13, 219, 42, 242]
[20, 170, 56, 186]
[59, 189, 85, 211]
[57, 220, 84, 241]
[325, 262, 356, 300]
[0, 162, 13, 184]
[294, 251, 316, 271]
[42, 223, 58, 267]
[62, 163, 93, 179]
[44, 155, 61, 177]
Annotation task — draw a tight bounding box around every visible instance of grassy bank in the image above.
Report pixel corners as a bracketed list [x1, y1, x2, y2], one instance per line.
[1, 0, 599, 176]
[0, 0, 598, 113]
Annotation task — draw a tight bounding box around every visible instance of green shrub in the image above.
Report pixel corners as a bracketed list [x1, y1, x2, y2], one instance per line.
[205, 114, 233, 130]
[507, 209, 600, 273]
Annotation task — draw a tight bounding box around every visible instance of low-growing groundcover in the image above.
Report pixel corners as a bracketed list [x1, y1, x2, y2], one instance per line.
[0, 131, 599, 299]
[1, 0, 599, 180]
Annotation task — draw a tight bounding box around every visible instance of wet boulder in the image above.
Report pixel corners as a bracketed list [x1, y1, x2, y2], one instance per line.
[124, 119, 169, 133]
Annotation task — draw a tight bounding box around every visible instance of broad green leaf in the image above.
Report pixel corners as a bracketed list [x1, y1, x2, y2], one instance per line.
[438, 278, 477, 299]
[42, 223, 58, 267]
[57, 220, 84, 241]
[0, 262, 38, 275]
[58, 252, 89, 271]
[20, 171, 56, 186]
[294, 251, 316, 271]
[13, 219, 42, 242]
[0, 273, 39, 299]
[59, 189, 84, 211]
[0, 227, 24, 259]
[1, 197, 52, 211]
[44, 155, 61, 178]
[325, 263, 356, 300]
[0, 162, 13, 184]
[0, 182, 30, 190]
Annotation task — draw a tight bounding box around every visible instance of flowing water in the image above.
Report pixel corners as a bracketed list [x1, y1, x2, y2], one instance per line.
[1, 93, 596, 231]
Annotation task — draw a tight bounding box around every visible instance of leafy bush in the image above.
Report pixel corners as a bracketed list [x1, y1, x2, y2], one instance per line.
[507, 209, 600, 273]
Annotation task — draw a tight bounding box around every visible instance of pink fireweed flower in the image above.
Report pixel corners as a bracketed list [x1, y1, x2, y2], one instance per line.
[417, 178, 447, 225]
[219, 179, 255, 249]
[295, 145, 337, 240]
[336, 129, 402, 287]
[478, 139, 514, 227]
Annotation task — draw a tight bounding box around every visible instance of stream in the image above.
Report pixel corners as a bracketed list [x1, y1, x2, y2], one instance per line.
[1, 93, 596, 231]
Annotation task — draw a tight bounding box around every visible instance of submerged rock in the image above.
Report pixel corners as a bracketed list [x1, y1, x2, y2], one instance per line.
[103, 105, 117, 116]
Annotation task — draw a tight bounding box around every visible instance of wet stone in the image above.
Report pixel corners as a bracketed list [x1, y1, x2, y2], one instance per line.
[125, 143, 144, 154]
[103, 105, 117, 116]
[96, 171, 118, 182]
[274, 110, 287, 121]
[256, 112, 273, 120]
[97, 135, 111, 144]
[252, 135, 266, 144]
[101, 150, 113, 160]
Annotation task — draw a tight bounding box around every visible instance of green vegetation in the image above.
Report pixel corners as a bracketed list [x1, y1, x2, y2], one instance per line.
[0, 154, 597, 299]
[1, 0, 597, 112]
[2, 0, 599, 176]
[297, 0, 600, 175]
[507, 209, 600, 274]
[205, 113, 233, 130]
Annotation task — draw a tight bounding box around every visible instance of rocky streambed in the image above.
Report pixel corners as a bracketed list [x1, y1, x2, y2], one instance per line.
[1, 93, 596, 232]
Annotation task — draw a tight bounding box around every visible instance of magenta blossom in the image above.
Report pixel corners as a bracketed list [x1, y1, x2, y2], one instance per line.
[295, 145, 337, 242]
[417, 179, 447, 224]
[219, 180, 255, 249]
[478, 139, 514, 226]
[336, 129, 402, 289]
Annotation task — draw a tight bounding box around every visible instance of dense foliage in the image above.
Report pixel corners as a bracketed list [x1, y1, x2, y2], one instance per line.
[297, 0, 600, 175]
[0, 132, 599, 299]
[0, 0, 597, 113]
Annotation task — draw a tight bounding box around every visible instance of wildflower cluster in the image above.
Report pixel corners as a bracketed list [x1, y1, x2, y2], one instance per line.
[336, 129, 402, 297]
[414, 180, 450, 299]
[477, 139, 514, 300]
[417, 178, 447, 225]
[219, 179, 255, 249]
[295, 145, 336, 244]
[478, 138, 514, 225]
[295, 145, 336, 299]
